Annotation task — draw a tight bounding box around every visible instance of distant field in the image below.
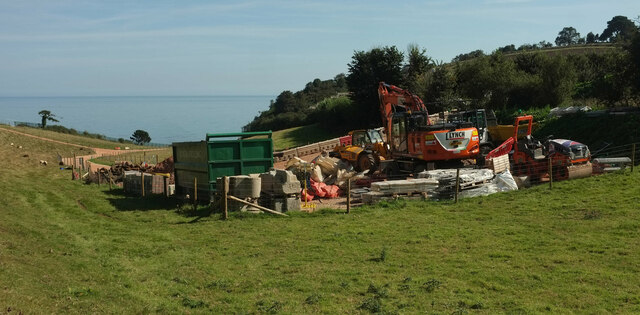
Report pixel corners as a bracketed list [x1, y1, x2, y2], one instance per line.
[1, 127, 640, 313]
[0, 125, 160, 150]
[503, 43, 618, 58]
[271, 124, 345, 151]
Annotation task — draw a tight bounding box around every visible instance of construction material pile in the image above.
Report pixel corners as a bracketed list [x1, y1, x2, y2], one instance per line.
[214, 170, 302, 213]
[149, 157, 174, 174]
[285, 153, 361, 201]
[354, 168, 519, 204]
[359, 178, 439, 204]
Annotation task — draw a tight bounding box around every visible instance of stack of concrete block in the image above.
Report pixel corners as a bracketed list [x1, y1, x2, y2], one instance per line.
[258, 169, 301, 212]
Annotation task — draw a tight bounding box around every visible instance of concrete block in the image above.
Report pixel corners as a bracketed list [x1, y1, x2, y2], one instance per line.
[260, 196, 301, 212]
[259, 169, 301, 195]
[217, 175, 261, 199]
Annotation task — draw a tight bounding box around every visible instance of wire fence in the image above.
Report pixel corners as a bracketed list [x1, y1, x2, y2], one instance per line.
[62, 140, 639, 216]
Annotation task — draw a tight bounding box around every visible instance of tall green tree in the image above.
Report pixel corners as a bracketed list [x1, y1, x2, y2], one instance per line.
[38, 110, 59, 128]
[346, 46, 404, 128]
[600, 15, 637, 42]
[538, 55, 577, 106]
[403, 44, 433, 92]
[555, 27, 581, 46]
[130, 130, 151, 145]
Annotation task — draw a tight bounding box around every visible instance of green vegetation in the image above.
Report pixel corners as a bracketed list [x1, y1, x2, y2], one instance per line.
[130, 129, 152, 145]
[245, 15, 640, 134]
[534, 113, 640, 149]
[0, 125, 154, 150]
[2, 128, 640, 313]
[243, 75, 348, 132]
[38, 109, 59, 128]
[271, 124, 345, 151]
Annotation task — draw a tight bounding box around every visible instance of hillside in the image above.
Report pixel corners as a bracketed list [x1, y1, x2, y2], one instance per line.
[2, 127, 640, 313]
[502, 43, 618, 59]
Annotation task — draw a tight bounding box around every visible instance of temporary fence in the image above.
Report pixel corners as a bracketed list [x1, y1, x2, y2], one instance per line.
[60, 151, 166, 173]
[63, 139, 640, 217]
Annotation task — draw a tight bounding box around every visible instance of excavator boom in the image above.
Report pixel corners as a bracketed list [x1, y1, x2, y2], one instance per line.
[377, 82, 480, 167]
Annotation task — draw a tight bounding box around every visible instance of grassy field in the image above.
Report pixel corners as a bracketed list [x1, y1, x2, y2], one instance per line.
[271, 124, 345, 151]
[0, 125, 159, 150]
[89, 148, 173, 166]
[2, 128, 640, 313]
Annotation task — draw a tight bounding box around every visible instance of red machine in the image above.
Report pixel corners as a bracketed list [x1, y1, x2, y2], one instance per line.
[486, 115, 592, 181]
[378, 82, 480, 172]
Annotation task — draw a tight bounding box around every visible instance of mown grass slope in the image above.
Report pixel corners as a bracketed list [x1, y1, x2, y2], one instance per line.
[1, 128, 639, 313]
[0, 125, 158, 150]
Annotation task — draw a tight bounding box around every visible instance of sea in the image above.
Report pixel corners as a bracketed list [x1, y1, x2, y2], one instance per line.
[0, 95, 275, 144]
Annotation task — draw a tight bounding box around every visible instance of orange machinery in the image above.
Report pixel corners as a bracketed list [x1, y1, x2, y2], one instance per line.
[378, 82, 480, 172]
[486, 115, 592, 181]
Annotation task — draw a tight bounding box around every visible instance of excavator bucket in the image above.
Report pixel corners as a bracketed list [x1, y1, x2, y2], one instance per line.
[567, 162, 593, 180]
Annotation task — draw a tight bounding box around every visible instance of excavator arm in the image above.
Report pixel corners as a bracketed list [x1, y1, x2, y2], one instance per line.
[378, 82, 431, 143]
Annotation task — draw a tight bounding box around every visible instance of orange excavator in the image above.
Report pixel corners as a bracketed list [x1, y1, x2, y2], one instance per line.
[377, 82, 480, 173]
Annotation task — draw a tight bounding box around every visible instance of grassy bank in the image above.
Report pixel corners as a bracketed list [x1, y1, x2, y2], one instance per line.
[0, 125, 157, 150]
[271, 124, 344, 151]
[2, 127, 640, 313]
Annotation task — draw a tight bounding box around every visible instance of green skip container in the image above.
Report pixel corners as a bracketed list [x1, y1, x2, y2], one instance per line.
[206, 131, 273, 194]
[172, 131, 273, 200]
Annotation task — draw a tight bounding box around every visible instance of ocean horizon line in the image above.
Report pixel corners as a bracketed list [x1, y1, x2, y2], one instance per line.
[0, 94, 276, 99]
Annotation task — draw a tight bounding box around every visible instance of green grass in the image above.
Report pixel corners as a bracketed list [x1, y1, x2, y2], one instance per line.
[0, 125, 158, 150]
[89, 148, 173, 166]
[272, 124, 344, 151]
[2, 129, 640, 313]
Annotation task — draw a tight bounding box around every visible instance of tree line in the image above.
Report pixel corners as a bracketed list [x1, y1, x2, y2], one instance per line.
[244, 15, 640, 132]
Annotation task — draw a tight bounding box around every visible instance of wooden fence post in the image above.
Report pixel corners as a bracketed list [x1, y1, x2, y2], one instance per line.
[548, 156, 553, 189]
[632, 143, 636, 172]
[346, 179, 351, 214]
[194, 177, 198, 205]
[223, 176, 229, 220]
[454, 168, 460, 203]
[163, 177, 168, 198]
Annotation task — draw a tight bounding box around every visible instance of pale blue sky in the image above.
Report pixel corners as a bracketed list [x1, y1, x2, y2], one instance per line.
[0, 0, 638, 96]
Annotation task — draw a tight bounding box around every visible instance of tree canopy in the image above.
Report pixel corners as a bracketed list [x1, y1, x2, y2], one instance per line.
[555, 27, 581, 46]
[38, 110, 59, 129]
[600, 15, 637, 42]
[130, 130, 151, 145]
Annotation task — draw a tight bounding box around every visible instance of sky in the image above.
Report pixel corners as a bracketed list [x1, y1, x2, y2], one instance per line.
[0, 0, 638, 97]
